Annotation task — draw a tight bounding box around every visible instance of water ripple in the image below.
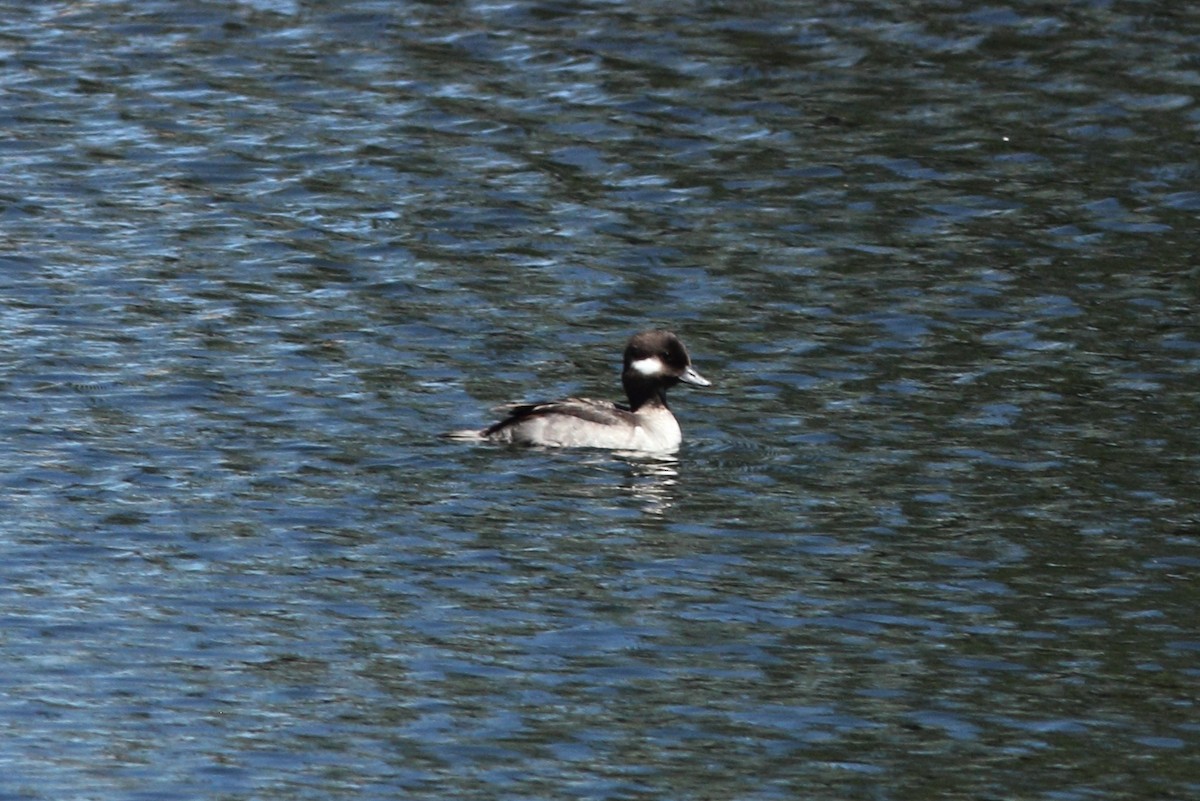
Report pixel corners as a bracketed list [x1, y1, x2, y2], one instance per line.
[2, 1, 1198, 799]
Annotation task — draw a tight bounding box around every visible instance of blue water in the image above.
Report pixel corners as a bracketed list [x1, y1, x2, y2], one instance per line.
[1, 1, 1198, 799]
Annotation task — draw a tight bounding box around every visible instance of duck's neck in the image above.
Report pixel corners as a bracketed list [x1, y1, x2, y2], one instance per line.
[623, 375, 669, 413]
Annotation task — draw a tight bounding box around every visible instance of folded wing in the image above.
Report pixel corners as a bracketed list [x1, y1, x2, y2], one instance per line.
[485, 398, 632, 436]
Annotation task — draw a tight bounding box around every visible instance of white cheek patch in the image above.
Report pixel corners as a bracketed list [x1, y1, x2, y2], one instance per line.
[629, 356, 665, 376]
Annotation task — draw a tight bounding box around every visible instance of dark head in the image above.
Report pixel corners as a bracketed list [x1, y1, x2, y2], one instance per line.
[621, 330, 710, 411]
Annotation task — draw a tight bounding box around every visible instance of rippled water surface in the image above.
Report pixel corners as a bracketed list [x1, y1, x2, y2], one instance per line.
[2, 1, 1198, 799]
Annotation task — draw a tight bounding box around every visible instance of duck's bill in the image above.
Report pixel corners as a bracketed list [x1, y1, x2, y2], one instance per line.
[679, 366, 711, 387]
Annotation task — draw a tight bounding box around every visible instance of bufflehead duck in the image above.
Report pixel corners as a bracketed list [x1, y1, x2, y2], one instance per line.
[449, 330, 710, 451]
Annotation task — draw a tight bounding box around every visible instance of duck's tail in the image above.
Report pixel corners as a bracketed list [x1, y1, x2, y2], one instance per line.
[441, 428, 487, 441]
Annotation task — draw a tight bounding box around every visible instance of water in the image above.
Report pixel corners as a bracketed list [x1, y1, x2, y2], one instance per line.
[2, 1, 1198, 799]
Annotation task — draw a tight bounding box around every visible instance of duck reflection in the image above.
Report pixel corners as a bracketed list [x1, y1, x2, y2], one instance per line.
[616, 451, 680, 515]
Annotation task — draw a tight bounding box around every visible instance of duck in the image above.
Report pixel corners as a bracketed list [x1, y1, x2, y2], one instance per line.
[448, 329, 710, 451]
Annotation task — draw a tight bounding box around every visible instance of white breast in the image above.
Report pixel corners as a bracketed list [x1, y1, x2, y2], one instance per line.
[624, 407, 682, 451]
